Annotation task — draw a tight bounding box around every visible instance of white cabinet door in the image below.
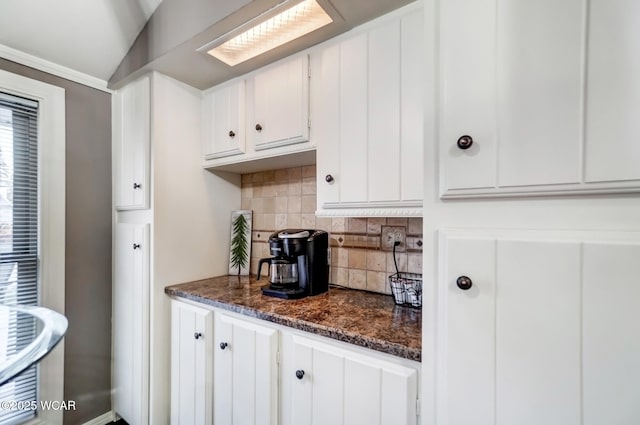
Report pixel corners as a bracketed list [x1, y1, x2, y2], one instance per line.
[114, 75, 150, 210]
[213, 313, 279, 425]
[438, 230, 640, 425]
[113, 223, 149, 425]
[288, 335, 418, 425]
[202, 80, 245, 160]
[316, 7, 423, 216]
[170, 300, 213, 425]
[440, 0, 640, 198]
[252, 55, 309, 150]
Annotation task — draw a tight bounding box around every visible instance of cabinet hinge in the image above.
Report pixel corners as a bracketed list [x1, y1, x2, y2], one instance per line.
[416, 398, 420, 417]
[308, 118, 311, 130]
[276, 350, 280, 365]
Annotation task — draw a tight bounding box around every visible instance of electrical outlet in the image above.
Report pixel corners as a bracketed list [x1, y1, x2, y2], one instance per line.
[380, 225, 406, 252]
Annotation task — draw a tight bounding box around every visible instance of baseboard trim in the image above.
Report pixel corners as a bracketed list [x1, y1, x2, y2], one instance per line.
[81, 411, 115, 425]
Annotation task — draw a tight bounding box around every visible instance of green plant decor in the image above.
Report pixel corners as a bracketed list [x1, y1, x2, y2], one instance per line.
[230, 213, 249, 275]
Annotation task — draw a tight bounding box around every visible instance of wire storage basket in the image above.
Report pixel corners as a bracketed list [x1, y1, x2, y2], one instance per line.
[389, 272, 422, 308]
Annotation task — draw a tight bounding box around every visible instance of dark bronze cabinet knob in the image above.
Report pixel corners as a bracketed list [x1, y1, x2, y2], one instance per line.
[228, 130, 235, 138]
[219, 342, 228, 350]
[255, 124, 263, 132]
[194, 332, 202, 340]
[133, 182, 142, 189]
[132, 243, 141, 250]
[295, 370, 305, 380]
[457, 135, 473, 150]
[325, 174, 334, 183]
[456, 276, 473, 290]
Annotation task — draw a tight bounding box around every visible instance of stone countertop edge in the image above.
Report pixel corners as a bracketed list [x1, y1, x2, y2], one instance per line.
[165, 277, 421, 362]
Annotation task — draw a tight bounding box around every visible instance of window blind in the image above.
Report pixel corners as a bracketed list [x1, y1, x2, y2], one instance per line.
[0, 92, 39, 424]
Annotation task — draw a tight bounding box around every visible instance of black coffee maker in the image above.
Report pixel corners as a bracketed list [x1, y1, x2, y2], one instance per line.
[257, 229, 329, 299]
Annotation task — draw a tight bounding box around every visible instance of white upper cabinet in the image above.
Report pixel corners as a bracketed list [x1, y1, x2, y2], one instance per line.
[113, 75, 150, 210]
[252, 55, 310, 151]
[202, 80, 246, 160]
[438, 229, 640, 425]
[315, 5, 424, 216]
[440, 0, 640, 198]
[201, 55, 314, 172]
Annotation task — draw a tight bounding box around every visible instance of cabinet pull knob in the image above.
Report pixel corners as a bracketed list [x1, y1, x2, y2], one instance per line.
[255, 123, 263, 132]
[194, 332, 202, 340]
[133, 182, 142, 189]
[228, 130, 235, 138]
[133, 243, 141, 250]
[295, 370, 305, 380]
[325, 174, 334, 183]
[456, 135, 473, 150]
[219, 342, 228, 350]
[456, 276, 473, 290]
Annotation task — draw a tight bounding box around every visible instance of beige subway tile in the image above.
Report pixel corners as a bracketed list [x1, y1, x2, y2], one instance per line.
[301, 214, 316, 228]
[331, 267, 348, 286]
[302, 164, 316, 178]
[252, 172, 264, 183]
[275, 198, 288, 213]
[408, 217, 423, 234]
[288, 196, 301, 213]
[287, 214, 301, 228]
[315, 217, 332, 232]
[331, 217, 346, 232]
[407, 253, 423, 274]
[250, 257, 259, 275]
[275, 169, 289, 181]
[347, 218, 367, 233]
[252, 198, 264, 213]
[331, 247, 349, 268]
[262, 213, 276, 230]
[263, 170, 275, 182]
[263, 197, 276, 213]
[275, 214, 288, 229]
[366, 250, 387, 272]
[387, 217, 408, 227]
[349, 269, 367, 290]
[262, 183, 276, 197]
[288, 167, 302, 181]
[301, 195, 316, 213]
[366, 271, 388, 294]
[302, 177, 316, 195]
[288, 181, 302, 196]
[387, 252, 407, 274]
[253, 213, 264, 230]
[252, 184, 263, 198]
[241, 185, 253, 198]
[241, 173, 252, 184]
[367, 218, 386, 234]
[348, 249, 367, 269]
[241, 198, 251, 210]
[275, 182, 289, 196]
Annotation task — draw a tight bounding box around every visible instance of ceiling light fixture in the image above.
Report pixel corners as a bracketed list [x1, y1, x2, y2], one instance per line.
[202, 0, 334, 67]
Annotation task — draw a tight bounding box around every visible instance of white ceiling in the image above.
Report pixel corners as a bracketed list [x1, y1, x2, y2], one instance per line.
[0, 0, 162, 81]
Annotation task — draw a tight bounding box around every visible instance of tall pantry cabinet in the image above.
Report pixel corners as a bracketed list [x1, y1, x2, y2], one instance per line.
[112, 73, 240, 425]
[422, 1, 640, 425]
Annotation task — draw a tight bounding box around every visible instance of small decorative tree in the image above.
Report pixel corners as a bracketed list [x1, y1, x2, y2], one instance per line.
[230, 213, 249, 275]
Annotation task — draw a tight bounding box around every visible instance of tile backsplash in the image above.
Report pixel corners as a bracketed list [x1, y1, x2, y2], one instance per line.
[241, 166, 423, 295]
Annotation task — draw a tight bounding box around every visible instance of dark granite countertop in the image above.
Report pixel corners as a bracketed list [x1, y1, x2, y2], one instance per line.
[165, 275, 421, 362]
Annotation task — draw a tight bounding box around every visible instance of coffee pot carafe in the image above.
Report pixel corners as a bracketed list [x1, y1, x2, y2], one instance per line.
[257, 257, 298, 285]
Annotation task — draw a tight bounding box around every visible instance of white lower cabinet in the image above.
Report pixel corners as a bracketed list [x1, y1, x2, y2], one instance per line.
[283, 334, 419, 425]
[169, 302, 420, 425]
[213, 312, 279, 425]
[438, 229, 640, 425]
[170, 300, 213, 425]
[113, 223, 149, 425]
